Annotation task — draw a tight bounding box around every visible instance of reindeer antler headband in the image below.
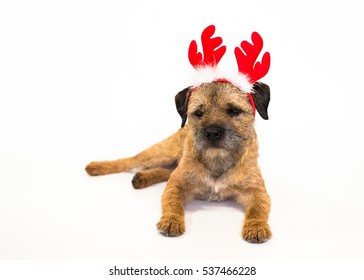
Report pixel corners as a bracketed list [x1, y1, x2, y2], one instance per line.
[188, 25, 270, 115]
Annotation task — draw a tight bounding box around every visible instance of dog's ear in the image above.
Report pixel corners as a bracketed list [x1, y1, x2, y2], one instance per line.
[252, 82, 270, 120]
[175, 86, 192, 127]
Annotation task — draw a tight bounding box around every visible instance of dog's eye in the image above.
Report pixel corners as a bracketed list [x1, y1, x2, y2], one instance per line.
[227, 107, 243, 117]
[193, 110, 204, 118]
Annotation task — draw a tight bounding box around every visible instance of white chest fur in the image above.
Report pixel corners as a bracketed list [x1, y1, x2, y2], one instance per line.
[195, 175, 231, 202]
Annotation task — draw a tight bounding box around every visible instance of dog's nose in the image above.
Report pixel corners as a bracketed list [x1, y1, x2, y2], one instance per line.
[204, 125, 225, 143]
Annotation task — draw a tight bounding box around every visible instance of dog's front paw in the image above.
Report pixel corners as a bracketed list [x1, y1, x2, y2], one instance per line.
[242, 220, 272, 243]
[157, 215, 185, 237]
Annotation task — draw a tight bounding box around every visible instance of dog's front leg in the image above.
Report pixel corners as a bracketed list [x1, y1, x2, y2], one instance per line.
[156, 177, 186, 237]
[237, 190, 272, 243]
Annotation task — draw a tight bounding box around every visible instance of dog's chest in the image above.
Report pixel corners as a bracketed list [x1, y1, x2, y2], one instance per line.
[194, 177, 231, 202]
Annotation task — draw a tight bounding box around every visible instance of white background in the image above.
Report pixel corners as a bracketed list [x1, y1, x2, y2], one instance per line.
[1, 0, 364, 261]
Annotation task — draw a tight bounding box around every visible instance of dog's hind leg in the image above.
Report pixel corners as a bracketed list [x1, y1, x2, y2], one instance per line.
[85, 157, 139, 176]
[85, 127, 187, 176]
[132, 168, 173, 189]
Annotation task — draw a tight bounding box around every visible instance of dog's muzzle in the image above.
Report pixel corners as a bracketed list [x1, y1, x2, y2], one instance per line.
[203, 125, 225, 147]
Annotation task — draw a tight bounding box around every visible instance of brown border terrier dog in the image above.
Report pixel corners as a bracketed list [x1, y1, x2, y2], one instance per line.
[85, 26, 272, 243]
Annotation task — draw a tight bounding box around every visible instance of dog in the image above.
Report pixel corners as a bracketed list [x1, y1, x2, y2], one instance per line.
[85, 80, 272, 243]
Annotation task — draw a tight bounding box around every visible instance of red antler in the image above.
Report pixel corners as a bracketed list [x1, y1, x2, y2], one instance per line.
[188, 25, 226, 69]
[234, 32, 270, 83]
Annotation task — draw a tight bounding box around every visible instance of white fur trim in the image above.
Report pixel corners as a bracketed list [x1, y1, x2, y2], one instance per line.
[192, 66, 253, 93]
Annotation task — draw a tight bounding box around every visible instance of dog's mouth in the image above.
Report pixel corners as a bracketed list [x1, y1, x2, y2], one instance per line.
[197, 126, 245, 149]
[197, 136, 227, 151]
[196, 144, 236, 179]
[203, 146, 230, 156]
[194, 123, 246, 163]
[204, 141, 225, 149]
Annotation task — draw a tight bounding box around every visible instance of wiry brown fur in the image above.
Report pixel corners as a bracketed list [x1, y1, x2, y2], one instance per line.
[86, 81, 271, 243]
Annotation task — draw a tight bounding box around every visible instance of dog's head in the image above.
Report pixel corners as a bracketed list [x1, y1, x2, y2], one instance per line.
[174, 26, 271, 176]
[175, 81, 270, 177]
